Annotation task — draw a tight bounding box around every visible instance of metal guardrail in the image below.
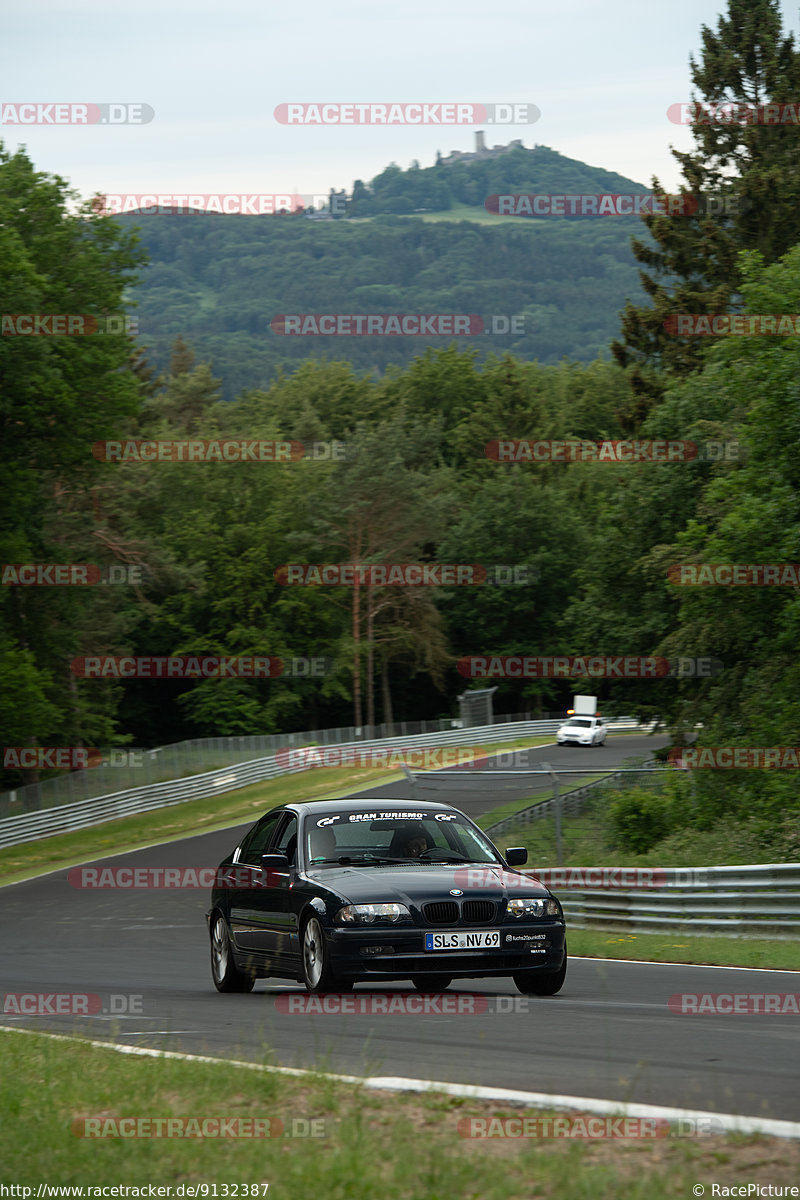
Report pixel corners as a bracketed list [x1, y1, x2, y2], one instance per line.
[3, 722, 795, 940]
[523, 864, 800, 938]
[0, 709, 552, 816]
[0, 758, 303, 850]
[0, 718, 644, 849]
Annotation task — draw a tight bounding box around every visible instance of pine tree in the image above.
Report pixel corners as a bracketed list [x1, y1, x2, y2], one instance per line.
[612, 0, 800, 423]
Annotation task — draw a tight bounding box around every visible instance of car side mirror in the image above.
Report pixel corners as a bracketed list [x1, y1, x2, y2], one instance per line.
[505, 847, 527, 866]
[260, 852, 290, 872]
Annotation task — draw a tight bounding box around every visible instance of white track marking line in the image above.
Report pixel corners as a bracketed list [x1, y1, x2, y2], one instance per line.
[2, 1024, 799, 1141]
[571, 956, 800, 973]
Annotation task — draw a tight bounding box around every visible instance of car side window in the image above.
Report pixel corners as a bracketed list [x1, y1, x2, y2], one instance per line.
[273, 815, 298, 865]
[238, 812, 284, 864]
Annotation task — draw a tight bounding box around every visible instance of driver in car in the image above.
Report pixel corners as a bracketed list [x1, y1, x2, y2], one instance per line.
[404, 833, 429, 857]
[388, 822, 431, 858]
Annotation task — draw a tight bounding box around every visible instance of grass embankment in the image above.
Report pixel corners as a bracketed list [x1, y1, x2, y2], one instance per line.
[493, 790, 800, 970]
[475, 774, 608, 831]
[2, 1030, 798, 1196]
[566, 930, 800, 970]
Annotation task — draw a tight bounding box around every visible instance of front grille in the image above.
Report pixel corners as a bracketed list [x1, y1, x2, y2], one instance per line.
[462, 900, 496, 923]
[423, 901, 459, 924]
[423, 899, 496, 924]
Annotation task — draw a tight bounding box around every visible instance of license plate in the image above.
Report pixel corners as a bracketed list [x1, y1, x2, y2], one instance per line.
[424, 930, 501, 951]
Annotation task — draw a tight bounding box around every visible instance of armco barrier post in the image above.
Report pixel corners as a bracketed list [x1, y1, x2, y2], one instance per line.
[541, 761, 562, 865]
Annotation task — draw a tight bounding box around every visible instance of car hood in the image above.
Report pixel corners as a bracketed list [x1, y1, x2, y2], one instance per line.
[303, 863, 551, 905]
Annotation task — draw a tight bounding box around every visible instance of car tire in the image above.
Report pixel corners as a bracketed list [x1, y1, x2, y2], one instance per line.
[410, 976, 452, 991]
[210, 913, 256, 993]
[513, 947, 567, 996]
[301, 915, 352, 993]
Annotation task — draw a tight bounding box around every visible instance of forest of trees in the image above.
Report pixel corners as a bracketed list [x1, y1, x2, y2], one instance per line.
[116, 148, 649, 401]
[2, 0, 800, 864]
[345, 142, 648, 216]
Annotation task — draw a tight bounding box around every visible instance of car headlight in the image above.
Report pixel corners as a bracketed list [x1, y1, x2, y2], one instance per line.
[334, 903, 411, 925]
[507, 897, 562, 919]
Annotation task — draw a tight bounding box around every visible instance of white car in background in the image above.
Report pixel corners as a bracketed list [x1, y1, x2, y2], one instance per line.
[556, 714, 608, 746]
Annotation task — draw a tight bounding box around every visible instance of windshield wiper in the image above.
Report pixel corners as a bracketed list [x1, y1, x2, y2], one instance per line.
[308, 854, 408, 865]
[337, 854, 410, 864]
[415, 855, 469, 863]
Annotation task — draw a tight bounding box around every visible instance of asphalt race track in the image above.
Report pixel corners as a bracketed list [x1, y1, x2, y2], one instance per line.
[2, 732, 798, 1123]
[347, 730, 669, 820]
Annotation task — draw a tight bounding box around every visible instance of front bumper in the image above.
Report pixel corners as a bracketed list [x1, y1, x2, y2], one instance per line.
[325, 921, 566, 979]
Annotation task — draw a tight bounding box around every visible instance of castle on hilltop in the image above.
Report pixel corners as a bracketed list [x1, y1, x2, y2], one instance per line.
[436, 131, 528, 166]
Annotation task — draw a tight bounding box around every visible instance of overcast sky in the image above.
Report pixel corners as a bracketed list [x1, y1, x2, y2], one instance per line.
[4, 0, 800, 205]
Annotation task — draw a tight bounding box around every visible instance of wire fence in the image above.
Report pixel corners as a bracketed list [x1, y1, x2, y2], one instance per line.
[0, 717, 646, 846]
[1, 709, 555, 818]
[483, 765, 668, 837]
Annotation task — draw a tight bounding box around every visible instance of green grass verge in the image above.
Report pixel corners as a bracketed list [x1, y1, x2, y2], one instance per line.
[0, 737, 556, 887]
[568, 928, 800, 970]
[352, 203, 548, 226]
[397, 203, 546, 226]
[2, 1030, 798, 1196]
[476, 774, 608, 831]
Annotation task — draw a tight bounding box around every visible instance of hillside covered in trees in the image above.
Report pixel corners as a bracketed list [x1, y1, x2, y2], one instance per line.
[120, 145, 650, 398]
[3, 0, 800, 863]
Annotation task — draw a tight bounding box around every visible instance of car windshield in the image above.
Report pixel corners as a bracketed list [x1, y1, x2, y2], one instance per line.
[566, 718, 591, 727]
[304, 808, 502, 866]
